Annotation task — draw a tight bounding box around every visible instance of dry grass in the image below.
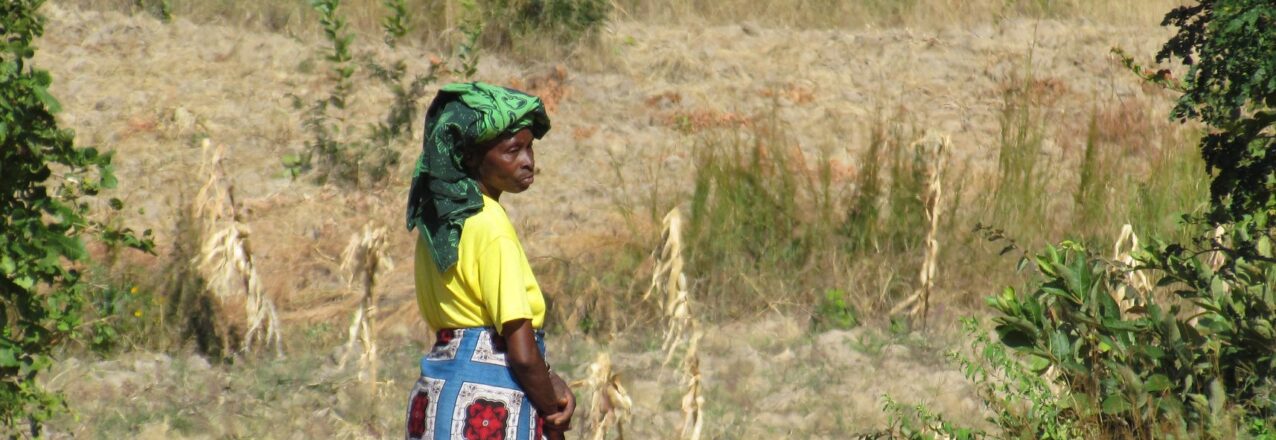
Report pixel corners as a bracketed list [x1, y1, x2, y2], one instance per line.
[616, 0, 1184, 29]
[55, 0, 1187, 60]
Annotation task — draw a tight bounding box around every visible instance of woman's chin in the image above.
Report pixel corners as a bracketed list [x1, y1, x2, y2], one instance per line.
[514, 176, 534, 191]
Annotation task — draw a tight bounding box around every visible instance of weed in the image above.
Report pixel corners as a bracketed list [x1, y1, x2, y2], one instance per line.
[988, 70, 1054, 245]
[814, 289, 860, 331]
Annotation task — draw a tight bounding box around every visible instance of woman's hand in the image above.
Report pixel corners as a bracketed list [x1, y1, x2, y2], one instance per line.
[501, 319, 574, 435]
[544, 373, 576, 432]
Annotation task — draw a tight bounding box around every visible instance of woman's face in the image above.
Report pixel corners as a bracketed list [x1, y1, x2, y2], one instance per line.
[475, 128, 536, 198]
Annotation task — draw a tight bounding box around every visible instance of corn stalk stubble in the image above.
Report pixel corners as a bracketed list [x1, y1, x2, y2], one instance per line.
[645, 208, 704, 439]
[194, 139, 285, 357]
[339, 223, 394, 396]
[891, 135, 948, 327]
[571, 352, 634, 440]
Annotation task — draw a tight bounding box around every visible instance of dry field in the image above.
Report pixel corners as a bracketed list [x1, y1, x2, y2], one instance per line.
[34, 0, 1198, 437]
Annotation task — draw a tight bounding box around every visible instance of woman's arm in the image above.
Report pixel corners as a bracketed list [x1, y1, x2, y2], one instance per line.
[501, 318, 576, 430]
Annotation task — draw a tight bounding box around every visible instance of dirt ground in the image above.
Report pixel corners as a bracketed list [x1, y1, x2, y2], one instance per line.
[34, 1, 1179, 437]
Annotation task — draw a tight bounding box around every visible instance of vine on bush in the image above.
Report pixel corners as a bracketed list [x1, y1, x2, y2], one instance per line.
[1, 0, 152, 434]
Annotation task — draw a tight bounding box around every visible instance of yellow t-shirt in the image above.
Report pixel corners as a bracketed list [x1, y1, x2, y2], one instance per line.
[414, 194, 545, 334]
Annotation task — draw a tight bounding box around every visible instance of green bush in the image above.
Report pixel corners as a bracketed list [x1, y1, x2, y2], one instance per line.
[1, 0, 151, 433]
[986, 238, 1274, 438]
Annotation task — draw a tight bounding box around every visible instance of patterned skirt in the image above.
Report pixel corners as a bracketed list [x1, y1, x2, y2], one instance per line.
[405, 327, 550, 440]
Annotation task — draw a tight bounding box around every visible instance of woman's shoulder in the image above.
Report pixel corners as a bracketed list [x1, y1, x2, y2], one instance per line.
[460, 196, 517, 245]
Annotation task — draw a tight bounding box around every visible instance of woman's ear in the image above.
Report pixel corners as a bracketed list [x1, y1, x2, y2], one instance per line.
[461, 144, 486, 176]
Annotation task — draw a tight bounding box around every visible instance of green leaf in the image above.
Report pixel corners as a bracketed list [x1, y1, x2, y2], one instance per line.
[108, 198, 124, 210]
[0, 255, 14, 275]
[1102, 394, 1132, 414]
[1139, 345, 1165, 360]
[1049, 330, 1072, 362]
[0, 348, 17, 367]
[1027, 354, 1051, 374]
[1145, 374, 1172, 392]
[15, 276, 35, 289]
[32, 85, 62, 114]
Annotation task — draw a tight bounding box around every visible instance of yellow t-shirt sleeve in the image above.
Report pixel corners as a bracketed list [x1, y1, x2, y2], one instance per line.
[478, 237, 534, 334]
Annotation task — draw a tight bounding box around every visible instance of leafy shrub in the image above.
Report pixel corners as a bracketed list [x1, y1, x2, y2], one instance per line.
[986, 238, 1268, 438]
[878, 316, 1090, 439]
[289, 0, 451, 187]
[1, 0, 151, 433]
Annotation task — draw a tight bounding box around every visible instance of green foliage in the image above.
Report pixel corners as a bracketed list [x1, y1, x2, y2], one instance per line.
[1156, 1, 1276, 229]
[683, 113, 837, 315]
[841, 115, 928, 254]
[990, 71, 1051, 243]
[985, 235, 1276, 438]
[1072, 113, 1107, 233]
[290, 0, 454, 187]
[813, 289, 859, 331]
[880, 317, 1085, 439]
[1, 0, 152, 433]
[478, 0, 610, 54]
[688, 126, 807, 272]
[681, 109, 938, 319]
[1126, 129, 1210, 242]
[454, 0, 483, 80]
[131, 0, 172, 22]
[879, 393, 982, 440]
[84, 279, 164, 354]
[379, 0, 409, 47]
[957, 316, 1086, 439]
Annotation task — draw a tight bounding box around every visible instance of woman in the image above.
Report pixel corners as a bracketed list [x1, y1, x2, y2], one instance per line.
[404, 82, 574, 440]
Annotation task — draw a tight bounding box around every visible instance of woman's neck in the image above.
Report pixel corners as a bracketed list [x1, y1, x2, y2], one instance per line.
[477, 181, 501, 201]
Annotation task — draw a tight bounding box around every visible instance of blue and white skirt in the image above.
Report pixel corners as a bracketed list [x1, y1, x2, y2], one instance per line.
[405, 327, 550, 440]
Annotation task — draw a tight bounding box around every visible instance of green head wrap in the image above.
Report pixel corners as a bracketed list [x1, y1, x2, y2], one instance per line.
[406, 82, 550, 271]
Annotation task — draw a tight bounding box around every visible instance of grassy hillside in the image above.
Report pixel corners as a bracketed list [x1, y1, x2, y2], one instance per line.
[30, 0, 1206, 437]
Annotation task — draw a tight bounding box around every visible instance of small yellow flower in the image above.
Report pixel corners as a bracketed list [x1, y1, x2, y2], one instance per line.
[133, 309, 143, 318]
[130, 287, 139, 295]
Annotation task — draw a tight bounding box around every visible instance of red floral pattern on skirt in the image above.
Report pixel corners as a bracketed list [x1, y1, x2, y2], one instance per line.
[534, 413, 546, 440]
[436, 329, 457, 346]
[408, 391, 430, 437]
[464, 399, 508, 440]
